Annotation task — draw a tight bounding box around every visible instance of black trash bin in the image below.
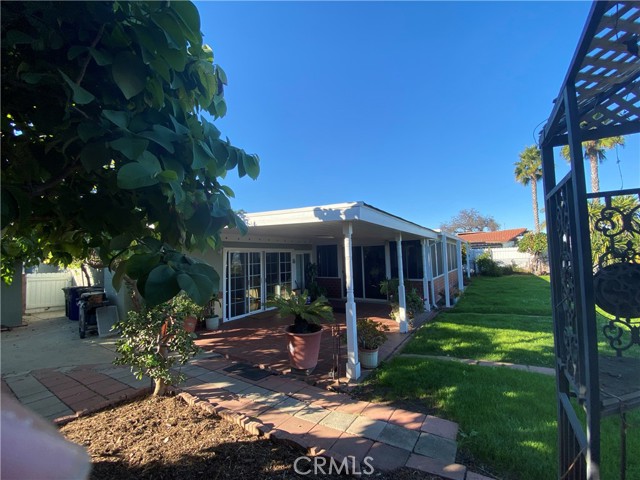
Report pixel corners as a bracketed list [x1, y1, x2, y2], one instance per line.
[65, 286, 103, 321]
[78, 290, 109, 338]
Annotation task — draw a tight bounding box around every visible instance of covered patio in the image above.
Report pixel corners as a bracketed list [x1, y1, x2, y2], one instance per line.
[211, 201, 468, 381]
[195, 300, 435, 387]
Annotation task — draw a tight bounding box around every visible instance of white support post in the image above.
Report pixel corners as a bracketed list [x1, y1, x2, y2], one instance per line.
[457, 239, 464, 292]
[426, 240, 436, 308]
[421, 239, 431, 312]
[343, 222, 360, 380]
[396, 233, 408, 333]
[222, 250, 228, 322]
[441, 233, 451, 307]
[384, 241, 391, 280]
[466, 243, 471, 279]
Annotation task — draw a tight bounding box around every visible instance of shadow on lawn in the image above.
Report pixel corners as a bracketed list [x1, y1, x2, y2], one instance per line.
[405, 323, 556, 368]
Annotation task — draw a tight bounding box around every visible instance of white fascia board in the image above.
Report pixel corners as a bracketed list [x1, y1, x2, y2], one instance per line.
[243, 201, 439, 239]
[221, 232, 310, 245]
[243, 202, 361, 227]
[358, 204, 439, 239]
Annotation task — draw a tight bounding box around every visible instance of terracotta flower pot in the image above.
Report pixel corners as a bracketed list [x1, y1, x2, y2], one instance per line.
[183, 315, 198, 333]
[284, 325, 323, 373]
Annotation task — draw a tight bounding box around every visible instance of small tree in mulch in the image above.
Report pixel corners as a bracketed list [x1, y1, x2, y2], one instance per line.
[113, 296, 201, 396]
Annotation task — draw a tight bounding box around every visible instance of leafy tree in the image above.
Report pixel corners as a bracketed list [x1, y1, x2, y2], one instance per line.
[517, 232, 548, 274]
[560, 137, 625, 194]
[1, 1, 259, 307]
[440, 208, 500, 234]
[514, 145, 542, 233]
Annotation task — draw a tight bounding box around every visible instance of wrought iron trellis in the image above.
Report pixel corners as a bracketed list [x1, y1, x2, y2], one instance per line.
[539, 2, 639, 479]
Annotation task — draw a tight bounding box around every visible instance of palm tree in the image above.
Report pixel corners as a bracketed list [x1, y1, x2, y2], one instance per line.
[560, 136, 625, 194]
[515, 145, 542, 233]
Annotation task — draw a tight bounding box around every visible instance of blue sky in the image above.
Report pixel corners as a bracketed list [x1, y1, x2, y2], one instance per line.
[196, 1, 639, 232]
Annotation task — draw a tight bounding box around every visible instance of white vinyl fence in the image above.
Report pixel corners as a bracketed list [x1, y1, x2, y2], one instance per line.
[468, 247, 548, 273]
[24, 268, 103, 312]
[25, 272, 72, 312]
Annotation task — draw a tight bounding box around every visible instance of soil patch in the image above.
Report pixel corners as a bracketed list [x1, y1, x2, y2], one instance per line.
[60, 394, 443, 479]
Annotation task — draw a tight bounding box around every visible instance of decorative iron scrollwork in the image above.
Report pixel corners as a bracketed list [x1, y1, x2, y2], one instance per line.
[591, 192, 640, 356]
[602, 319, 639, 353]
[554, 180, 582, 387]
[593, 263, 640, 319]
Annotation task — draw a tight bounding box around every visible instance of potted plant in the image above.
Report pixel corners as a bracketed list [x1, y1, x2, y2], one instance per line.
[203, 296, 221, 330]
[267, 288, 333, 373]
[170, 293, 201, 333]
[356, 317, 390, 369]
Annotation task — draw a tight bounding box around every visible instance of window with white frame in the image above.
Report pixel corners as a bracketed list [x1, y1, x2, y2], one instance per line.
[431, 241, 444, 277]
[447, 243, 458, 271]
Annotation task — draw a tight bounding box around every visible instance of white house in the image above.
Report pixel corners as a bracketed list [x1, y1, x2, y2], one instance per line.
[195, 201, 468, 380]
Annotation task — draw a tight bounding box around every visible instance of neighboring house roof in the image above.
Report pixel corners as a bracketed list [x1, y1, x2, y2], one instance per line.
[457, 228, 528, 245]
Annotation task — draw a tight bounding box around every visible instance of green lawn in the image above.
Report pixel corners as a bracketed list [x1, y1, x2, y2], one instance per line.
[359, 274, 639, 480]
[452, 274, 552, 316]
[406, 275, 638, 365]
[361, 356, 638, 480]
[403, 312, 556, 367]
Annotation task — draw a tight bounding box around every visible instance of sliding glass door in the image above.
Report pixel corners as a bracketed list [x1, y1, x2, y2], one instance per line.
[351, 245, 386, 300]
[226, 250, 293, 320]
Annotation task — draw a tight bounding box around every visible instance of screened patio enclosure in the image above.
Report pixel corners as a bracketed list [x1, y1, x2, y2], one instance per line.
[538, 2, 639, 478]
[219, 202, 468, 379]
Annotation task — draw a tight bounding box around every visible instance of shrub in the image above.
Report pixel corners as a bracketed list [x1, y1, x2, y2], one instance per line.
[114, 301, 201, 396]
[356, 318, 390, 350]
[380, 279, 425, 324]
[476, 252, 502, 277]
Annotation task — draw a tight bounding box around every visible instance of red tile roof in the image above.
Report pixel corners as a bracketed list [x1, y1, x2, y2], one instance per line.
[457, 228, 528, 245]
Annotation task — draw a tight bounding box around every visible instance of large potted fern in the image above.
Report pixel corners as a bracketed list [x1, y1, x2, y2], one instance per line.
[267, 288, 333, 373]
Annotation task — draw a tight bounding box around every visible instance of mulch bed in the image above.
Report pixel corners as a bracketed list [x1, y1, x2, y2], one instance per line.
[60, 394, 443, 479]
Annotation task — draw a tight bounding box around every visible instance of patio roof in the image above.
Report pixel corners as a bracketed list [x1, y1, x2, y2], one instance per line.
[222, 201, 442, 246]
[539, 1, 640, 148]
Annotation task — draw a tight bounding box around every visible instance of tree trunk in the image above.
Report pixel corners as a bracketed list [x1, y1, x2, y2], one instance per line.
[80, 263, 92, 286]
[589, 153, 600, 194]
[152, 344, 169, 396]
[153, 378, 167, 396]
[531, 178, 540, 233]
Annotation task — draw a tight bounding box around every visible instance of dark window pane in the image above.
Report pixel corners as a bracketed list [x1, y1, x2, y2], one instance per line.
[317, 245, 338, 277]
